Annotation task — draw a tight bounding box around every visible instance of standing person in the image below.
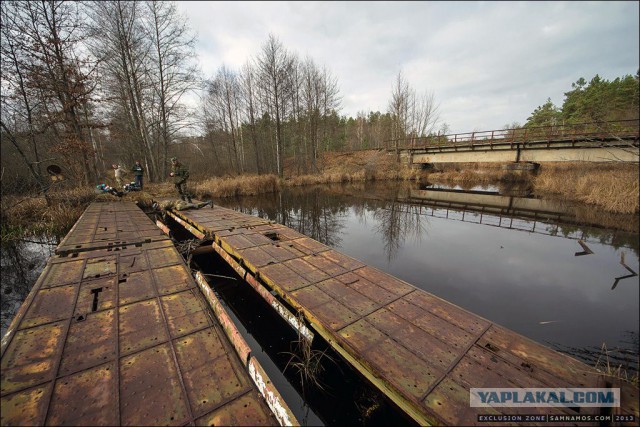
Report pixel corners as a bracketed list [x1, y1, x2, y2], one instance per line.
[170, 157, 192, 202]
[132, 160, 144, 190]
[112, 164, 126, 189]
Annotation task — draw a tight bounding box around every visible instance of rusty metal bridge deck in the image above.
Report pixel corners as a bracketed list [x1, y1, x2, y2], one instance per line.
[168, 204, 639, 426]
[1, 202, 294, 426]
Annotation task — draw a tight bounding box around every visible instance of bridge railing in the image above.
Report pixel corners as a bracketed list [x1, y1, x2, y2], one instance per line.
[391, 119, 640, 149]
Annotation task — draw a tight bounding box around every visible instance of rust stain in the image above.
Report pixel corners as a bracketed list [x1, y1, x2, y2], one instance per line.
[120, 344, 189, 426]
[20, 285, 77, 329]
[160, 290, 211, 337]
[0, 384, 50, 426]
[152, 265, 194, 295]
[194, 392, 277, 426]
[47, 362, 117, 426]
[119, 299, 169, 356]
[1, 321, 65, 395]
[58, 309, 116, 377]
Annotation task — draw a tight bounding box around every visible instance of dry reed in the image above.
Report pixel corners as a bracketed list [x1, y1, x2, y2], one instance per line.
[534, 163, 639, 214]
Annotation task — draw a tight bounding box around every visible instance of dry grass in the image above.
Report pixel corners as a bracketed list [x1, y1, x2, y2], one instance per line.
[286, 150, 421, 185]
[534, 163, 639, 214]
[594, 343, 639, 387]
[192, 174, 280, 198]
[1, 187, 97, 242]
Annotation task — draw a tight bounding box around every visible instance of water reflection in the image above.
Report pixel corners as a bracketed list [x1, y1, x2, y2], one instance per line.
[1, 237, 57, 337]
[217, 181, 640, 375]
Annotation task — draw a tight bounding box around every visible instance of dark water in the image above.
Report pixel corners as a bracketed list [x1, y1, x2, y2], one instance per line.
[1, 237, 57, 338]
[214, 181, 640, 377]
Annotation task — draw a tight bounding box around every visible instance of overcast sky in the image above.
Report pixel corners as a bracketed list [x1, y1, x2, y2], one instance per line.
[176, 1, 639, 135]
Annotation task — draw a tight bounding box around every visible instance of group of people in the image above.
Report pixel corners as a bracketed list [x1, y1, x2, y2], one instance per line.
[108, 157, 192, 202]
[112, 160, 144, 190]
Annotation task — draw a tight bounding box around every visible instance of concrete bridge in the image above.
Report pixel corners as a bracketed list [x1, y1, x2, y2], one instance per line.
[391, 119, 639, 165]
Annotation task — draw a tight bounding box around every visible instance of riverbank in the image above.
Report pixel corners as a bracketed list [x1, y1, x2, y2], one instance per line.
[1, 151, 637, 242]
[418, 161, 639, 214]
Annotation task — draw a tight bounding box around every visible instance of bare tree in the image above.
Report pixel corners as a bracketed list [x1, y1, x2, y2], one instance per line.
[144, 0, 200, 178]
[388, 70, 411, 159]
[1, 0, 98, 189]
[256, 34, 295, 178]
[207, 65, 243, 173]
[88, 1, 157, 178]
[239, 61, 262, 173]
[388, 70, 439, 157]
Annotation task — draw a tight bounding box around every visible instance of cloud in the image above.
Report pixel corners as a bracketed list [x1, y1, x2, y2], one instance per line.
[176, 1, 639, 134]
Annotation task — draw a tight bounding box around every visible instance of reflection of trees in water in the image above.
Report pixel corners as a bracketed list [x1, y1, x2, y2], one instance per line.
[219, 188, 349, 247]
[373, 200, 427, 262]
[551, 331, 639, 383]
[1, 238, 57, 337]
[218, 182, 429, 259]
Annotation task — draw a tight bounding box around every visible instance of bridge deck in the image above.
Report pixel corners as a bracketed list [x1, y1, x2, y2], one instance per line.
[1, 202, 291, 426]
[169, 204, 639, 426]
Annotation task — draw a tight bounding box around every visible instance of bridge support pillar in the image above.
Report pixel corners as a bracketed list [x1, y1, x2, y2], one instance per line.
[502, 162, 540, 171]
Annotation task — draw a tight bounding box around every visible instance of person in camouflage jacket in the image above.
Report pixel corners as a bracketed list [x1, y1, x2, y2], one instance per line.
[170, 157, 192, 202]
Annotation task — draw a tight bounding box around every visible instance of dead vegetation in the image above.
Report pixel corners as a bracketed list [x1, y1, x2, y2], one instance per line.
[532, 163, 639, 214]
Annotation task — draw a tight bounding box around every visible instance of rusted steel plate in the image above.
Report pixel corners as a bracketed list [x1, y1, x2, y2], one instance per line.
[308, 298, 359, 331]
[41, 260, 84, 288]
[405, 290, 490, 335]
[410, 308, 476, 350]
[303, 254, 349, 278]
[1, 321, 66, 396]
[19, 285, 77, 330]
[118, 252, 149, 275]
[368, 338, 440, 400]
[243, 232, 278, 247]
[423, 377, 502, 426]
[260, 263, 310, 292]
[317, 278, 380, 317]
[120, 343, 190, 426]
[193, 273, 251, 364]
[259, 243, 305, 263]
[166, 203, 640, 425]
[119, 299, 169, 356]
[478, 325, 601, 386]
[338, 318, 386, 354]
[153, 265, 195, 295]
[3, 202, 284, 426]
[118, 271, 156, 305]
[282, 258, 330, 285]
[365, 308, 458, 372]
[0, 384, 50, 426]
[289, 237, 330, 255]
[83, 256, 117, 280]
[321, 250, 366, 272]
[290, 285, 333, 310]
[335, 272, 397, 305]
[146, 246, 183, 269]
[46, 362, 118, 426]
[58, 309, 116, 377]
[221, 234, 258, 250]
[193, 271, 298, 426]
[160, 290, 212, 338]
[195, 391, 277, 426]
[174, 328, 251, 417]
[236, 246, 279, 268]
[211, 244, 314, 342]
[74, 277, 117, 315]
[353, 266, 414, 297]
